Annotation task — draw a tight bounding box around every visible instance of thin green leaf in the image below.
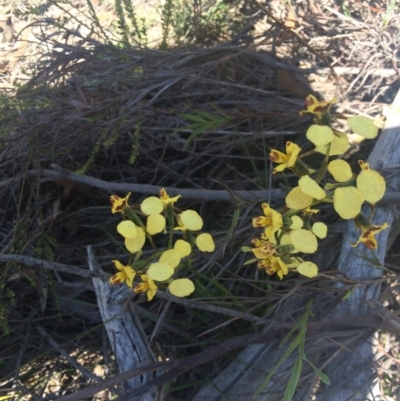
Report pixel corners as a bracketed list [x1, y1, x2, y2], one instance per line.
[254, 336, 300, 398]
[303, 356, 330, 384]
[283, 357, 302, 401]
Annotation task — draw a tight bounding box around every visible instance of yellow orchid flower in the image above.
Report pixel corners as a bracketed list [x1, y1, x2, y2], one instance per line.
[269, 141, 301, 174]
[109, 260, 136, 288]
[299, 94, 337, 119]
[252, 203, 283, 240]
[258, 256, 289, 280]
[352, 221, 389, 250]
[110, 192, 131, 214]
[250, 238, 276, 259]
[134, 274, 158, 301]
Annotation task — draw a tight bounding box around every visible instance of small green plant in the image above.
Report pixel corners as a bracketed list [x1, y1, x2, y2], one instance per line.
[254, 301, 330, 400]
[114, 0, 148, 48]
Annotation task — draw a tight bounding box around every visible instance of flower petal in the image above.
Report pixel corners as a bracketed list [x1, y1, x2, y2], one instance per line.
[328, 159, 353, 182]
[306, 125, 334, 146]
[297, 261, 318, 278]
[312, 222, 327, 239]
[196, 233, 215, 252]
[169, 278, 195, 297]
[356, 162, 386, 205]
[315, 132, 349, 156]
[141, 196, 164, 215]
[299, 176, 326, 200]
[289, 229, 318, 253]
[174, 239, 192, 258]
[147, 262, 174, 281]
[146, 214, 166, 235]
[290, 216, 303, 229]
[117, 220, 138, 239]
[347, 116, 378, 139]
[125, 227, 146, 253]
[180, 210, 203, 231]
[286, 186, 313, 209]
[334, 187, 364, 219]
[160, 249, 181, 269]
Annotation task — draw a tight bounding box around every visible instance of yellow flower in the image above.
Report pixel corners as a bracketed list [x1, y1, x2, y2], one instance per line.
[159, 188, 181, 207]
[299, 94, 337, 119]
[109, 260, 136, 288]
[250, 238, 276, 259]
[252, 203, 283, 240]
[258, 256, 288, 280]
[351, 221, 389, 250]
[168, 278, 195, 297]
[195, 233, 215, 252]
[269, 141, 301, 174]
[134, 274, 158, 301]
[110, 192, 131, 214]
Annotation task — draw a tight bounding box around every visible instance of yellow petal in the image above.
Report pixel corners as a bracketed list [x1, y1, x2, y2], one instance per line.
[140, 196, 163, 215]
[306, 125, 334, 146]
[180, 210, 203, 231]
[125, 227, 146, 253]
[315, 132, 349, 156]
[290, 215, 303, 229]
[112, 260, 125, 271]
[269, 149, 289, 164]
[117, 220, 138, 239]
[312, 222, 327, 239]
[286, 142, 302, 167]
[347, 116, 378, 139]
[286, 186, 313, 209]
[169, 278, 195, 297]
[357, 167, 386, 205]
[333, 187, 364, 219]
[160, 249, 181, 268]
[146, 214, 166, 235]
[147, 262, 174, 281]
[299, 176, 326, 200]
[196, 233, 215, 252]
[289, 229, 318, 253]
[297, 261, 318, 278]
[124, 267, 136, 288]
[174, 239, 192, 258]
[328, 159, 353, 182]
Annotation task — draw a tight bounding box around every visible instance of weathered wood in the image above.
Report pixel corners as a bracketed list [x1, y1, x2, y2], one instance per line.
[87, 246, 158, 401]
[192, 91, 400, 401]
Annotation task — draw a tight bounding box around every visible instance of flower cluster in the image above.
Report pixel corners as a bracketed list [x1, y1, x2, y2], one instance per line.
[244, 95, 388, 280]
[109, 189, 215, 300]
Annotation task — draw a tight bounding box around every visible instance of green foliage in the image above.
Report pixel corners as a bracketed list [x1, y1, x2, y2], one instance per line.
[254, 301, 329, 400]
[159, 0, 233, 50]
[174, 109, 232, 150]
[114, 0, 148, 48]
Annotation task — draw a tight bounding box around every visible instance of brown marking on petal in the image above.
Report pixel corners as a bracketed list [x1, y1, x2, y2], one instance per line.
[252, 217, 264, 227]
[364, 240, 376, 250]
[313, 105, 328, 113]
[109, 274, 122, 285]
[269, 151, 280, 162]
[304, 96, 315, 107]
